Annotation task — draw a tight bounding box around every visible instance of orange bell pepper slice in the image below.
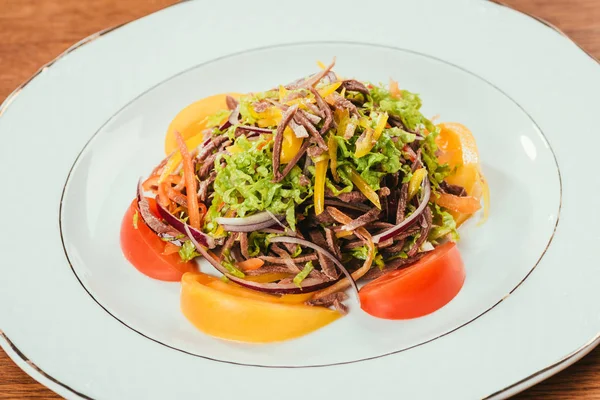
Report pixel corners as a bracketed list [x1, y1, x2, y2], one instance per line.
[434, 192, 481, 214]
[181, 273, 341, 343]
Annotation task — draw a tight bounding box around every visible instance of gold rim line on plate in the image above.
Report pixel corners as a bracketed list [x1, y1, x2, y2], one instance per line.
[0, 0, 598, 399]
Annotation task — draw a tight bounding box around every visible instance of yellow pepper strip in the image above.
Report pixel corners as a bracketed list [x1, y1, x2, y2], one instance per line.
[354, 113, 388, 158]
[256, 106, 282, 127]
[317, 60, 327, 69]
[318, 82, 342, 99]
[328, 134, 339, 182]
[373, 112, 388, 140]
[181, 273, 341, 343]
[354, 128, 374, 158]
[349, 168, 381, 209]
[335, 230, 353, 239]
[408, 168, 427, 201]
[280, 127, 304, 164]
[278, 85, 287, 102]
[314, 155, 330, 215]
[159, 132, 205, 183]
[226, 143, 243, 154]
[244, 272, 292, 284]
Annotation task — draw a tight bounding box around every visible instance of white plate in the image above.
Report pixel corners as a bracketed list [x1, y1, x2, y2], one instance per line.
[1, 0, 599, 398]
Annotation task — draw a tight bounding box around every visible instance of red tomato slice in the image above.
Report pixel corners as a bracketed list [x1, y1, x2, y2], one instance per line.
[120, 199, 196, 281]
[359, 242, 465, 319]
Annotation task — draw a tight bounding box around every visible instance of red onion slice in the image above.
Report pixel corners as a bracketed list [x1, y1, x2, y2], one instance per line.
[215, 211, 281, 227]
[269, 236, 359, 301]
[155, 198, 215, 248]
[184, 226, 334, 294]
[235, 125, 273, 134]
[220, 219, 280, 233]
[371, 177, 431, 244]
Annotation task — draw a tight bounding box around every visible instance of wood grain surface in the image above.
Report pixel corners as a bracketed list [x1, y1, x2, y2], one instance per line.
[0, 0, 599, 398]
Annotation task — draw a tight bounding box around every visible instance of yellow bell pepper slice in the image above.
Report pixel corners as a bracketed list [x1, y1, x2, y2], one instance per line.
[256, 107, 282, 127]
[164, 93, 242, 155]
[354, 128, 374, 158]
[313, 155, 329, 215]
[348, 168, 381, 209]
[328, 134, 339, 182]
[408, 168, 427, 201]
[280, 127, 304, 164]
[354, 113, 388, 158]
[181, 273, 341, 343]
[318, 82, 342, 99]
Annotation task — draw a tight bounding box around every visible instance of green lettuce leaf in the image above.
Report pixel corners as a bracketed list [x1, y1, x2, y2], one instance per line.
[179, 240, 200, 262]
[293, 261, 314, 288]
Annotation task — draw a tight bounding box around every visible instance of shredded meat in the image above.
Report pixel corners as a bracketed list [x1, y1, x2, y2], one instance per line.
[325, 228, 342, 260]
[340, 79, 370, 96]
[309, 230, 338, 280]
[138, 197, 179, 236]
[289, 119, 309, 138]
[396, 183, 408, 224]
[198, 172, 216, 202]
[307, 145, 325, 158]
[341, 208, 381, 232]
[198, 153, 216, 178]
[239, 232, 250, 259]
[294, 111, 328, 150]
[309, 87, 333, 135]
[440, 181, 467, 197]
[307, 292, 348, 314]
[252, 100, 270, 113]
[259, 254, 319, 264]
[325, 190, 367, 203]
[272, 104, 299, 182]
[197, 135, 229, 163]
[275, 140, 310, 183]
[328, 92, 359, 116]
[245, 265, 291, 276]
[407, 206, 433, 257]
[379, 187, 391, 197]
[305, 101, 324, 118]
[220, 233, 239, 260]
[225, 95, 238, 110]
[301, 109, 322, 125]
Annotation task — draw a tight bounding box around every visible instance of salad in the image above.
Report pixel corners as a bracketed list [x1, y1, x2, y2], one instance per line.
[120, 60, 489, 343]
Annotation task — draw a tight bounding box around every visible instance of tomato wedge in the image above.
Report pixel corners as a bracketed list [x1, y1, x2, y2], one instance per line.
[359, 242, 465, 319]
[120, 199, 196, 281]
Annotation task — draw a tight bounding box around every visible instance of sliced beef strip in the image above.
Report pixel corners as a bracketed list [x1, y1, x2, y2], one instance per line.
[325, 227, 342, 260]
[307, 292, 348, 314]
[225, 95, 239, 110]
[439, 181, 467, 197]
[309, 230, 339, 280]
[239, 232, 250, 259]
[340, 79, 370, 96]
[325, 189, 367, 203]
[272, 104, 299, 181]
[340, 208, 381, 232]
[259, 254, 319, 264]
[407, 206, 433, 257]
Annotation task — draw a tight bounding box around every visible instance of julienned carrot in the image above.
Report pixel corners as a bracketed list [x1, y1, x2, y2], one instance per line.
[158, 182, 170, 208]
[175, 131, 201, 229]
[198, 202, 207, 224]
[236, 258, 265, 272]
[143, 175, 182, 191]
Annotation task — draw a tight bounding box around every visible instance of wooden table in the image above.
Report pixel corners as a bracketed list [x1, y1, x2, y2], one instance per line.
[0, 0, 598, 398]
